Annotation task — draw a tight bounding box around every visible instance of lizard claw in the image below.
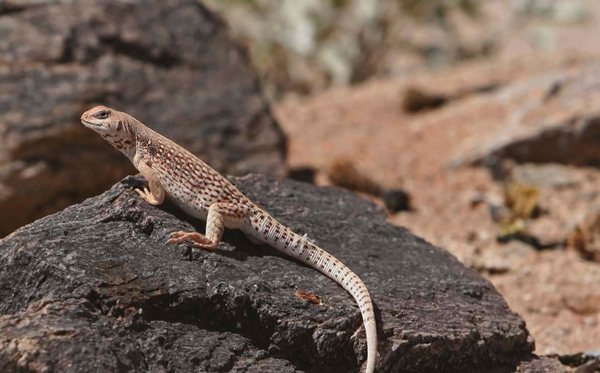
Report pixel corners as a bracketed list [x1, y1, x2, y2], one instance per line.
[167, 231, 187, 240]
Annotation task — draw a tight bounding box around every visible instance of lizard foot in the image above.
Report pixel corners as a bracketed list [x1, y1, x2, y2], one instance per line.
[135, 187, 161, 206]
[166, 231, 218, 251]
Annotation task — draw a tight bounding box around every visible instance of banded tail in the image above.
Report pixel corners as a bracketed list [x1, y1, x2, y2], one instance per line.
[245, 210, 377, 373]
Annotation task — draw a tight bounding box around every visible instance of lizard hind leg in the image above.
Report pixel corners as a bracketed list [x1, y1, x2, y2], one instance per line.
[167, 202, 249, 251]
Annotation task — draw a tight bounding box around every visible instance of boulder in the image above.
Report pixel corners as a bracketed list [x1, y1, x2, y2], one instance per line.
[512, 356, 567, 373]
[449, 62, 600, 169]
[0, 174, 546, 372]
[0, 0, 286, 237]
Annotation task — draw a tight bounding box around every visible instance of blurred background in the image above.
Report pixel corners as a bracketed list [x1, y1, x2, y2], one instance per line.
[1, 0, 600, 361]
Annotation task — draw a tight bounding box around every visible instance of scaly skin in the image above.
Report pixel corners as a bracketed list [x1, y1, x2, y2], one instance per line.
[81, 105, 378, 372]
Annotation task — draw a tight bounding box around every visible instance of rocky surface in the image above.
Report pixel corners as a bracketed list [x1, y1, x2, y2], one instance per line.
[558, 351, 600, 371]
[275, 51, 600, 357]
[0, 174, 544, 372]
[0, 0, 286, 237]
[513, 356, 567, 373]
[449, 61, 600, 169]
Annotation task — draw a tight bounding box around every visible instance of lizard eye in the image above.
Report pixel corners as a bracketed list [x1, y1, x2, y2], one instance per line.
[94, 110, 110, 120]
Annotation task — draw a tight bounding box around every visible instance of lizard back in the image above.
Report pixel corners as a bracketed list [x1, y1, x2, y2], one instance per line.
[135, 124, 253, 220]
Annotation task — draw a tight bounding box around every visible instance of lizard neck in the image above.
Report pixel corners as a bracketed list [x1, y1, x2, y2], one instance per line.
[101, 116, 139, 161]
[133, 124, 166, 163]
[121, 122, 137, 161]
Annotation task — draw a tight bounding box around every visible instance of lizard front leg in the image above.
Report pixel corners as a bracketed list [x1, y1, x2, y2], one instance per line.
[133, 156, 165, 206]
[167, 203, 248, 250]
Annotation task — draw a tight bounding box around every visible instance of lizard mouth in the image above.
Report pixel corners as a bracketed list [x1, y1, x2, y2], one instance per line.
[81, 119, 103, 128]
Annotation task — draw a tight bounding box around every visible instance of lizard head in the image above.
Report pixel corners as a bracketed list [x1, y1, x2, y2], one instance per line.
[81, 105, 137, 157]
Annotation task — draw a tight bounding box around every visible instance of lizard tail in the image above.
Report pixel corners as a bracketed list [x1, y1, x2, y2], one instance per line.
[246, 214, 377, 373]
[299, 239, 377, 373]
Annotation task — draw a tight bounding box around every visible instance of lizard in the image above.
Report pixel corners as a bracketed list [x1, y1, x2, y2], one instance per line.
[81, 105, 378, 373]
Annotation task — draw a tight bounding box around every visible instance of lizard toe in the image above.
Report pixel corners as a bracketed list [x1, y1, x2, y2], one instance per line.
[168, 231, 188, 239]
[192, 241, 218, 251]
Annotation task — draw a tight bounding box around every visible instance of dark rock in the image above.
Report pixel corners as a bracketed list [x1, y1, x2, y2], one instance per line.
[288, 167, 317, 184]
[558, 350, 600, 369]
[0, 174, 535, 372]
[382, 189, 412, 213]
[401, 82, 500, 113]
[497, 232, 562, 251]
[0, 0, 286, 237]
[573, 360, 600, 373]
[511, 356, 567, 373]
[327, 158, 383, 196]
[450, 63, 600, 170]
[401, 86, 448, 113]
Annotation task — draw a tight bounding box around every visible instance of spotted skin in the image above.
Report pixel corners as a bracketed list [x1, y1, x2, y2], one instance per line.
[81, 105, 378, 373]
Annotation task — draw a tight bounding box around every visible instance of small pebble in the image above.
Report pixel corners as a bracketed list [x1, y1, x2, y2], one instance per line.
[382, 189, 411, 213]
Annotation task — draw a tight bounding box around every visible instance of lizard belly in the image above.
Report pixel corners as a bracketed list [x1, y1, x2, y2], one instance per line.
[166, 193, 208, 221]
[179, 201, 208, 221]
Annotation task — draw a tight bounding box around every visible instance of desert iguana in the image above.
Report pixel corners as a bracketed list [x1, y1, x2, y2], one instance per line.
[81, 105, 378, 372]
